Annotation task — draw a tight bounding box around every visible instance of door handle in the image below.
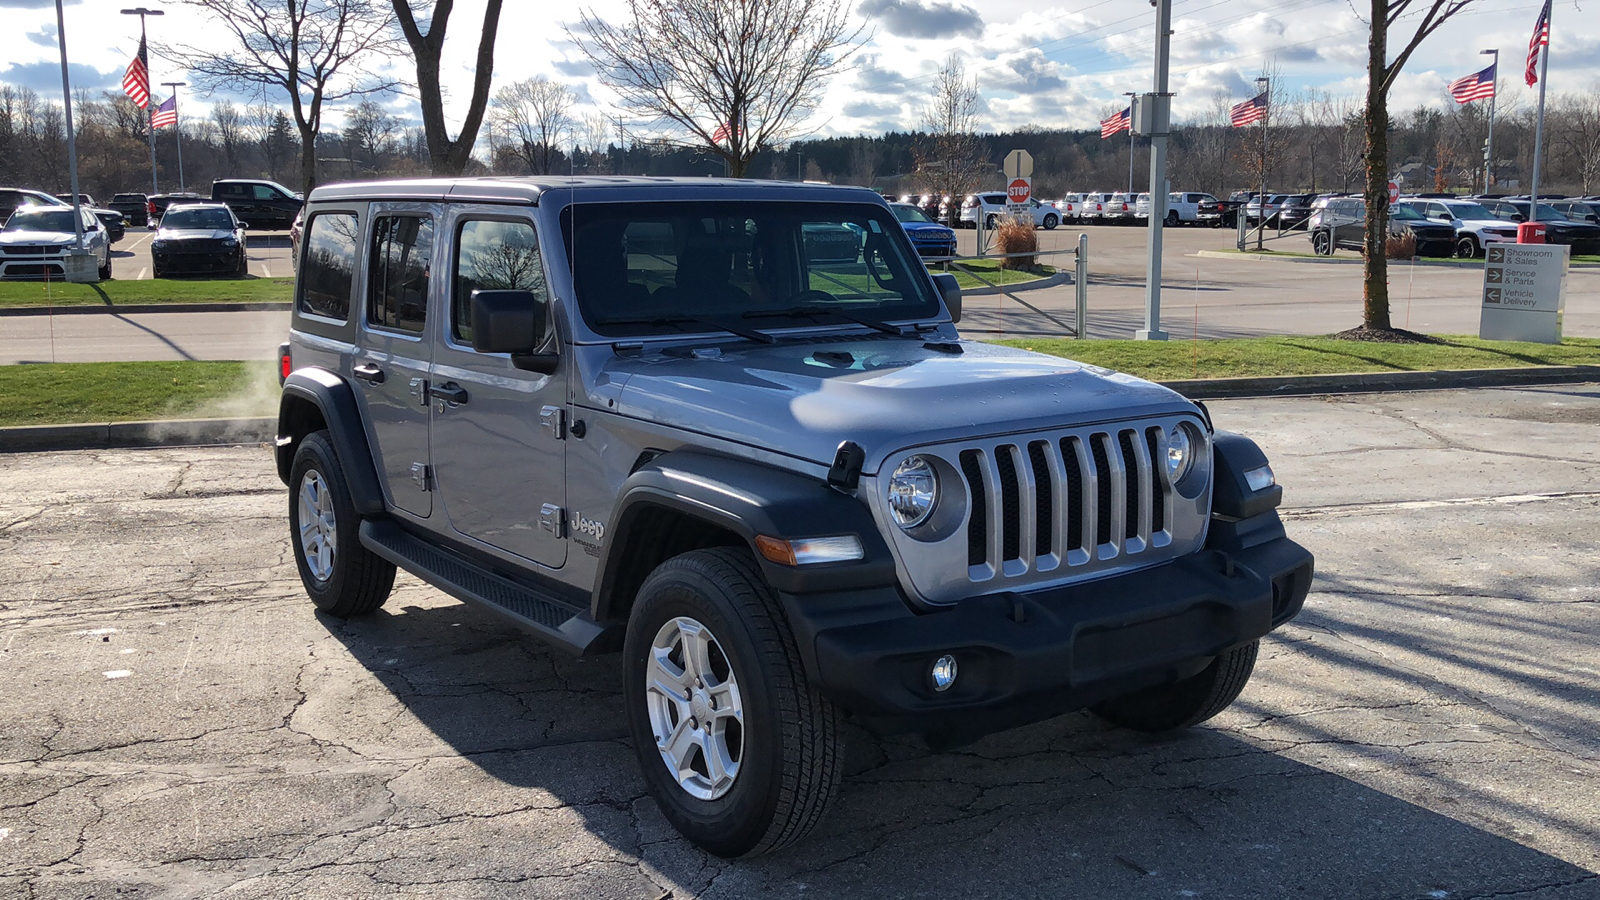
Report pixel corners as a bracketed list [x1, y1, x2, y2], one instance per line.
[427, 382, 469, 405]
[352, 363, 386, 384]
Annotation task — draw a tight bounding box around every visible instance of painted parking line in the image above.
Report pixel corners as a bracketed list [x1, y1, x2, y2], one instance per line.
[138, 267, 149, 280]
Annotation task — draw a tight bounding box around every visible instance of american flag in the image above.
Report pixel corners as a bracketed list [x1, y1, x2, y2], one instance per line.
[711, 121, 733, 143]
[1525, 0, 1550, 86]
[1449, 63, 1497, 103]
[151, 94, 177, 128]
[1099, 107, 1130, 140]
[122, 36, 150, 109]
[1230, 91, 1269, 127]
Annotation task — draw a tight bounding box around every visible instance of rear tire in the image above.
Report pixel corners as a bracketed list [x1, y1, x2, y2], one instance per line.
[624, 547, 843, 858]
[1093, 640, 1259, 732]
[1166, 210, 1179, 226]
[1042, 214, 1059, 230]
[984, 213, 997, 229]
[288, 431, 395, 618]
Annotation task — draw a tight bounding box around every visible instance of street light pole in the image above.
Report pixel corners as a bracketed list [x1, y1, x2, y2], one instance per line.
[54, 0, 86, 257]
[1480, 48, 1498, 193]
[163, 80, 185, 189]
[121, 7, 164, 196]
[1123, 91, 1137, 195]
[1255, 76, 1269, 252]
[1137, 0, 1173, 342]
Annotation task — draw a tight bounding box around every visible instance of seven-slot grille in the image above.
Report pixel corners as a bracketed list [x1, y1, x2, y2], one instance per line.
[957, 424, 1177, 584]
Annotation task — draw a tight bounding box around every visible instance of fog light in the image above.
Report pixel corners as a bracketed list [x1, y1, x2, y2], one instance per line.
[1244, 464, 1276, 492]
[930, 654, 958, 692]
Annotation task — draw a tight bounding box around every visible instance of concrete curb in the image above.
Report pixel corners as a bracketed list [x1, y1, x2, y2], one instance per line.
[5, 366, 1597, 453]
[958, 271, 1069, 296]
[0, 417, 277, 454]
[1193, 249, 1600, 269]
[0, 302, 291, 317]
[1165, 365, 1600, 400]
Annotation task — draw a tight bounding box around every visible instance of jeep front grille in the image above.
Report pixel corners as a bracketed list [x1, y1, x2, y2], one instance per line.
[876, 416, 1211, 605]
[963, 426, 1173, 580]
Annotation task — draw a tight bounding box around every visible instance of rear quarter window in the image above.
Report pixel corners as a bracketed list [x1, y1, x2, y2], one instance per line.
[298, 212, 360, 321]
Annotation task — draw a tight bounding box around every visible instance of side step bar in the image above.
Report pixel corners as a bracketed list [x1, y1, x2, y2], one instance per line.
[359, 518, 614, 655]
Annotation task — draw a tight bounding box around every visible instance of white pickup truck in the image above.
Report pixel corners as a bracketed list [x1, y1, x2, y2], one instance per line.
[1162, 192, 1222, 226]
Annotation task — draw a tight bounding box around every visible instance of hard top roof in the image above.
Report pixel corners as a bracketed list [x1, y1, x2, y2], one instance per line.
[305, 176, 884, 206]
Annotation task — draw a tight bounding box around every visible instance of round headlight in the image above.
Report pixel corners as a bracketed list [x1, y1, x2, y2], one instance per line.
[888, 455, 938, 530]
[1167, 423, 1196, 484]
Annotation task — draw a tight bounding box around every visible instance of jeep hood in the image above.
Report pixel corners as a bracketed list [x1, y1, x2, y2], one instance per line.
[604, 338, 1196, 472]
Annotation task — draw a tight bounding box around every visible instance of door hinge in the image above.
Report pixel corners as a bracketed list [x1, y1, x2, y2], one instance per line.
[408, 377, 429, 408]
[410, 463, 433, 491]
[539, 503, 565, 537]
[540, 405, 566, 440]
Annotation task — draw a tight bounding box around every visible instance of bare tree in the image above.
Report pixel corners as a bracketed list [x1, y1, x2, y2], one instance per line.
[1550, 86, 1600, 194]
[574, 111, 616, 174]
[391, 0, 504, 175]
[342, 98, 400, 171]
[212, 101, 245, 171]
[915, 55, 986, 224]
[569, 0, 866, 177]
[1358, 0, 1476, 333]
[164, 0, 402, 196]
[492, 77, 575, 175]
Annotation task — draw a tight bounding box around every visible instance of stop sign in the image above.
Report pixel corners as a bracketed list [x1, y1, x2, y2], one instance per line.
[1388, 181, 1400, 204]
[1008, 178, 1031, 205]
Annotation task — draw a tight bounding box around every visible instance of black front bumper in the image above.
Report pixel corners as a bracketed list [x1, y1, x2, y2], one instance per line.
[781, 519, 1312, 738]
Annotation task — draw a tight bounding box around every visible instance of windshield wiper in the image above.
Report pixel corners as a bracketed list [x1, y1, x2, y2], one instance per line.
[595, 314, 775, 344]
[742, 306, 906, 336]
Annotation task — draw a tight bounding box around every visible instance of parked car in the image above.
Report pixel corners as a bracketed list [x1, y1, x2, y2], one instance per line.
[108, 192, 150, 227]
[1163, 192, 1223, 226]
[1277, 194, 1317, 230]
[889, 202, 958, 258]
[958, 192, 1061, 229]
[1133, 193, 1152, 220]
[1308, 197, 1455, 257]
[211, 178, 303, 230]
[5, 188, 124, 242]
[146, 192, 205, 226]
[1397, 197, 1520, 258]
[1244, 194, 1290, 226]
[1054, 193, 1083, 222]
[274, 175, 1313, 858]
[0, 205, 111, 280]
[1104, 192, 1134, 222]
[1079, 192, 1112, 223]
[1548, 199, 1599, 226]
[801, 222, 863, 265]
[150, 202, 249, 278]
[1472, 197, 1600, 255]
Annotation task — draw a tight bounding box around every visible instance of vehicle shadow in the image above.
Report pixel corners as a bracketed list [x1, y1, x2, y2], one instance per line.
[318, 591, 1599, 898]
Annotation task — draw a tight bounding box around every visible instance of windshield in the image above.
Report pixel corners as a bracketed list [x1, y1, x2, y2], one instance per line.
[162, 209, 236, 230]
[891, 204, 933, 224]
[1445, 203, 1498, 221]
[563, 201, 942, 338]
[1390, 204, 1426, 221]
[3, 210, 76, 232]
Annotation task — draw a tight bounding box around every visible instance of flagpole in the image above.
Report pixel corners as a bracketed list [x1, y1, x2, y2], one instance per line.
[1256, 78, 1269, 251]
[1481, 49, 1498, 193]
[1527, 5, 1550, 224]
[163, 81, 185, 189]
[121, 7, 164, 195]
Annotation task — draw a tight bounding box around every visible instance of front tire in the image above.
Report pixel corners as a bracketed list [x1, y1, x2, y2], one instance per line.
[624, 548, 843, 858]
[1454, 235, 1480, 259]
[1093, 640, 1259, 732]
[1312, 231, 1333, 256]
[98, 254, 111, 280]
[984, 213, 998, 229]
[288, 431, 395, 617]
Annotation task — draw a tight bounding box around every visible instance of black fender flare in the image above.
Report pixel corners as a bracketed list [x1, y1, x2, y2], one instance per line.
[276, 368, 385, 516]
[592, 450, 899, 622]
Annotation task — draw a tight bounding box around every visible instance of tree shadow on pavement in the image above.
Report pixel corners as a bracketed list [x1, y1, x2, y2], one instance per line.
[319, 589, 1600, 899]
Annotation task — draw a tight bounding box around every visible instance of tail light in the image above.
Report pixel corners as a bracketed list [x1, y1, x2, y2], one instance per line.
[278, 344, 292, 385]
[146, 200, 156, 216]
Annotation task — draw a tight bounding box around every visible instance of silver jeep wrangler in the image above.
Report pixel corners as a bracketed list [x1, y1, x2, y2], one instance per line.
[275, 177, 1313, 857]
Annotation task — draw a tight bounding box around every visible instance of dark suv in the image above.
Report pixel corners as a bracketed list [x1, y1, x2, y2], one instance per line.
[1278, 194, 1316, 230]
[274, 176, 1313, 858]
[1474, 197, 1600, 255]
[1309, 197, 1455, 256]
[212, 178, 302, 230]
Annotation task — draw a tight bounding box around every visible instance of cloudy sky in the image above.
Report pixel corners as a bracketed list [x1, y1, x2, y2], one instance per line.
[1, 0, 1595, 139]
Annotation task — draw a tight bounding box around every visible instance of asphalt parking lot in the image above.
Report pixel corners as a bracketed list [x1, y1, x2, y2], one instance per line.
[107, 229, 295, 281]
[2, 386, 1597, 899]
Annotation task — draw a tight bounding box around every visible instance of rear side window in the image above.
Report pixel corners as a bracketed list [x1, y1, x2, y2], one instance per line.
[217, 183, 247, 199]
[368, 215, 434, 335]
[453, 219, 544, 345]
[298, 212, 359, 321]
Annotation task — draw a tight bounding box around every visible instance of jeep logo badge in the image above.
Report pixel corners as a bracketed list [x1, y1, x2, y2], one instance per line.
[571, 512, 605, 545]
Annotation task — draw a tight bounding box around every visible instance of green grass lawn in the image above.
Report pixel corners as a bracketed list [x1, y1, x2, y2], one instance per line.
[994, 335, 1600, 382]
[0, 278, 294, 308]
[0, 361, 278, 427]
[930, 258, 1056, 289]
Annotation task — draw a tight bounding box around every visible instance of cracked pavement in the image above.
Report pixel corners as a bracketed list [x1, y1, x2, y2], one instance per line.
[1, 386, 1598, 899]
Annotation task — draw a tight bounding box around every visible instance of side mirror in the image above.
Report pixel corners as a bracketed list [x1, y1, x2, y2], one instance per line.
[470, 289, 556, 373]
[931, 272, 962, 323]
[238, 222, 249, 230]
